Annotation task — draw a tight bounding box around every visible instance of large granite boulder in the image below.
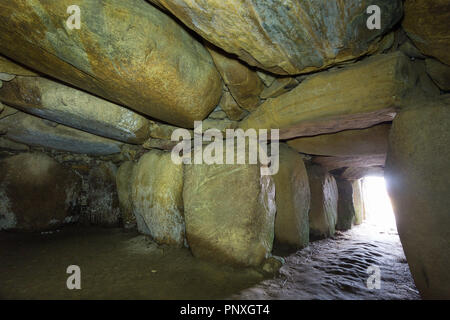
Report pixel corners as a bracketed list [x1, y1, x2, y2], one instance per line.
[240, 53, 424, 139]
[307, 165, 338, 239]
[0, 0, 222, 128]
[183, 150, 276, 266]
[403, 0, 450, 66]
[152, 0, 402, 74]
[0, 153, 81, 231]
[336, 179, 356, 231]
[132, 150, 185, 246]
[287, 124, 390, 157]
[0, 108, 123, 155]
[273, 144, 310, 248]
[0, 76, 151, 144]
[385, 96, 450, 299]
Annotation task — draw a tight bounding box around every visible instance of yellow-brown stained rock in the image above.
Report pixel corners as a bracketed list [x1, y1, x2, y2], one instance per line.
[0, 76, 151, 144]
[218, 91, 247, 121]
[207, 47, 263, 111]
[240, 53, 421, 139]
[287, 124, 390, 157]
[132, 150, 185, 246]
[155, 0, 403, 75]
[403, 0, 450, 66]
[260, 77, 299, 100]
[183, 149, 276, 267]
[0, 0, 222, 128]
[116, 161, 137, 229]
[0, 55, 38, 77]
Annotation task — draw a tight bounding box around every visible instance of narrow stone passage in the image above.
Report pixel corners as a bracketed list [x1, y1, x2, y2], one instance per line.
[233, 223, 419, 300]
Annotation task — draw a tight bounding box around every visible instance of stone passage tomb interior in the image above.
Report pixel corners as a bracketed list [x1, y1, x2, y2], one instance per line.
[0, 0, 449, 300]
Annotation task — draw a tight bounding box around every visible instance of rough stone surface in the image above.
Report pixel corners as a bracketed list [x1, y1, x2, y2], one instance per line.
[426, 59, 450, 91]
[207, 47, 263, 111]
[0, 76, 151, 144]
[341, 167, 384, 180]
[313, 154, 387, 172]
[183, 150, 276, 266]
[85, 162, 121, 227]
[273, 144, 310, 249]
[154, 0, 403, 75]
[0, 55, 38, 76]
[0, 108, 123, 155]
[385, 96, 450, 299]
[0, 153, 81, 231]
[287, 124, 390, 157]
[240, 53, 421, 139]
[352, 180, 365, 225]
[0, 0, 222, 128]
[218, 91, 247, 121]
[307, 165, 338, 239]
[116, 161, 137, 229]
[336, 179, 355, 231]
[132, 150, 185, 246]
[403, 0, 450, 66]
[260, 78, 299, 99]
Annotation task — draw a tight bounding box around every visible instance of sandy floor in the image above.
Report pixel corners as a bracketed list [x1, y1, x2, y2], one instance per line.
[0, 222, 419, 300]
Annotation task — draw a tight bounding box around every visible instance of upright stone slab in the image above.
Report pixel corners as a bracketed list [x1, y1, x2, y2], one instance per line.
[0, 153, 81, 231]
[273, 144, 310, 248]
[336, 179, 356, 231]
[183, 151, 276, 267]
[116, 161, 137, 229]
[132, 150, 185, 246]
[352, 180, 365, 225]
[385, 96, 450, 299]
[307, 165, 338, 239]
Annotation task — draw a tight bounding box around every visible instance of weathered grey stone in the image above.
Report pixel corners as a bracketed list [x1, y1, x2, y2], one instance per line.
[132, 150, 185, 246]
[153, 0, 403, 75]
[0, 137, 29, 151]
[287, 124, 390, 157]
[240, 53, 422, 139]
[0, 153, 81, 231]
[385, 96, 450, 299]
[336, 179, 355, 231]
[85, 162, 121, 227]
[183, 149, 276, 266]
[0, 0, 222, 128]
[307, 165, 338, 239]
[273, 144, 310, 248]
[0, 108, 123, 155]
[0, 76, 151, 144]
[116, 161, 137, 229]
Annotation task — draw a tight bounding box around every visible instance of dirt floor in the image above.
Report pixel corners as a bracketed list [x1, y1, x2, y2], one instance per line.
[0, 222, 420, 300]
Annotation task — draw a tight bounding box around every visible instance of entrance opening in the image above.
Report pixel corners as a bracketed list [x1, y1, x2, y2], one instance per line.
[362, 176, 396, 231]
